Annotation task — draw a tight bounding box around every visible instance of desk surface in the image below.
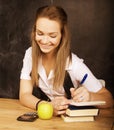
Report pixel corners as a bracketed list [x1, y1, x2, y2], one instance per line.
[0, 98, 114, 130]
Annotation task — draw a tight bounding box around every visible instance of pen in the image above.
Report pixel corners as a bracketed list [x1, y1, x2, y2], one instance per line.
[80, 73, 88, 85]
[70, 73, 88, 101]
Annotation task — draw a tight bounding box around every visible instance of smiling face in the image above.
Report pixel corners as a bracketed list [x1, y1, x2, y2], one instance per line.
[31, 6, 70, 88]
[35, 18, 62, 55]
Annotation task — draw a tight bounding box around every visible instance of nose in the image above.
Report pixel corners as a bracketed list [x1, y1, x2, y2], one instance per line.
[41, 36, 49, 44]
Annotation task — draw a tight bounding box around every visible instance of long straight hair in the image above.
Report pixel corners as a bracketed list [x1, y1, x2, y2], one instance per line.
[31, 5, 71, 89]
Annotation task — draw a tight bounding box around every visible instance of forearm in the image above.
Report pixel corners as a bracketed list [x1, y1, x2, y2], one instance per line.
[90, 88, 114, 108]
[19, 79, 41, 110]
[19, 93, 40, 110]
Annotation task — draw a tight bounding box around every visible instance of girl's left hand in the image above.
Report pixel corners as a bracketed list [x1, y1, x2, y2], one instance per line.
[70, 86, 91, 102]
[50, 96, 71, 116]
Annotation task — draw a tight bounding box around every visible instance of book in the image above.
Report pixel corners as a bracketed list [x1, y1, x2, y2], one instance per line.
[66, 105, 99, 117]
[61, 114, 94, 122]
[61, 101, 106, 122]
[70, 101, 106, 107]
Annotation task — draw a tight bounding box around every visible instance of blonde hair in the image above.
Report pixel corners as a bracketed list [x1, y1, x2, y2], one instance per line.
[31, 5, 71, 89]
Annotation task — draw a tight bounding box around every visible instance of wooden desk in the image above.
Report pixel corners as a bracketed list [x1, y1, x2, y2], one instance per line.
[0, 98, 114, 130]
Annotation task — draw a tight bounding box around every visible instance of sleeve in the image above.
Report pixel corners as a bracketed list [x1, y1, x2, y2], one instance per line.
[71, 54, 103, 92]
[20, 47, 32, 80]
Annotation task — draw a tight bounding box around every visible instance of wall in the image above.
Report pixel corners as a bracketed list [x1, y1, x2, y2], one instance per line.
[0, 0, 113, 98]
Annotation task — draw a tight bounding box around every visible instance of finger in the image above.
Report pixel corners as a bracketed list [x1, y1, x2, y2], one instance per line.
[60, 99, 71, 105]
[75, 86, 84, 94]
[75, 87, 90, 101]
[73, 87, 86, 99]
[53, 104, 68, 116]
[57, 110, 66, 115]
[54, 96, 70, 104]
[73, 95, 82, 102]
[74, 96, 84, 102]
[72, 91, 84, 102]
[54, 109, 66, 116]
[70, 88, 76, 97]
[56, 104, 68, 111]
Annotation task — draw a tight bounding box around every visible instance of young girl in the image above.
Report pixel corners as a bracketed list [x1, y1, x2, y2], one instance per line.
[19, 5, 113, 116]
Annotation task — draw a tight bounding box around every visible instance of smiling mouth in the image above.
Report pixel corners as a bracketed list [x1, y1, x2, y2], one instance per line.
[40, 43, 52, 49]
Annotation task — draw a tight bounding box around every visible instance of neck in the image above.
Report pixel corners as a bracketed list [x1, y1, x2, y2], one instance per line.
[42, 53, 56, 77]
[42, 52, 56, 61]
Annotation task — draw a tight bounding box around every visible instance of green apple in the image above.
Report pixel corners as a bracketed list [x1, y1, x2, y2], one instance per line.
[37, 102, 53, 120]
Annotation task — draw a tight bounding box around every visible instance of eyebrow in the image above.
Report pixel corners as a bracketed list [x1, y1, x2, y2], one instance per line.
[36, 29, 58, 35]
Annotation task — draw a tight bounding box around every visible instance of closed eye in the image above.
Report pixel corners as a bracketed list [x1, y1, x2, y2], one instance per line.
[36, 29, 44, 36]
[36, 32, 43, 36]
[50, 35, 57, 38]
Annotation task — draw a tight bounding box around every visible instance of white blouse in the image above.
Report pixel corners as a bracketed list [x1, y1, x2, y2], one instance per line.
[20, 47, 102, 100]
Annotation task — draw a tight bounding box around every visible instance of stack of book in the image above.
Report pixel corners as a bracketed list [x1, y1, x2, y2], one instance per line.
[61, 101, 106, 122]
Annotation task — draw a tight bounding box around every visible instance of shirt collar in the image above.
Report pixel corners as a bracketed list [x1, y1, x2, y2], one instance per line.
[38, 57, 54, 80]
[38, 56, 72, 79]
[65, 56, 72, 71]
